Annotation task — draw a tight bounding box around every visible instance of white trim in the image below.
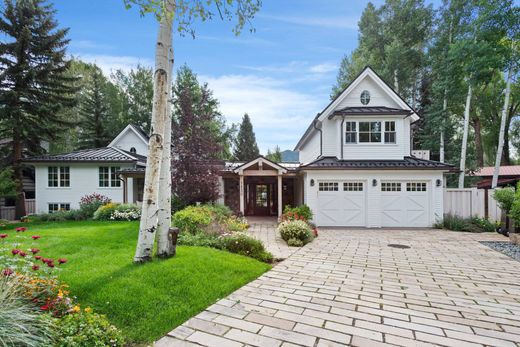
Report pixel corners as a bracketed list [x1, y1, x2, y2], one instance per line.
[233, 157, 287, 175]
[108, 124, 148, 148]
[111, 146, 138, 160]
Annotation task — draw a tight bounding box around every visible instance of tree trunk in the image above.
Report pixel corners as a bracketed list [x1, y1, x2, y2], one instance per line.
[13, 128, 26, 219]
[440, 93, 448, 163]
[502, 116, 511, 166]
[458, 82, 472, 188]
[134, 0, 174, 263]
[491, 67, 513, 188]
[393, 69, 399, 93]
[472, 117, 484, 167]
[156, 35, 174, 258]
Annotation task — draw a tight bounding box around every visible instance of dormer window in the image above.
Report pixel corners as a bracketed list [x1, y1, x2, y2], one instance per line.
[130, 147, 137, 154]
[360, 90, 370, 105]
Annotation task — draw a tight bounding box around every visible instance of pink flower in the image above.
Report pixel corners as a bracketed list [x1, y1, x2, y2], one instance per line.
[46, 262, 55, 268]
[11, 249, 20, 255]
[2, 268, 14, 276]
[32, 265, 40, 271]
[18, 251, 27, 257]
[15, 227, 27, 232]
[0, 234, 8, 239]
[34, 255, 42, 260]
[31, 248, 40, 254]
[58, 258, 67, 264]
[31, 235, 41, 240]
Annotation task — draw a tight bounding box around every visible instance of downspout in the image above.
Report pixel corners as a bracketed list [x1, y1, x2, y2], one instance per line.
[340, 116, 345, 160]
[313, 119, 323, 158]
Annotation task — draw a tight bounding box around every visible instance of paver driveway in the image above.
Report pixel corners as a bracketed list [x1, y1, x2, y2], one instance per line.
[156, 229, 520, 347]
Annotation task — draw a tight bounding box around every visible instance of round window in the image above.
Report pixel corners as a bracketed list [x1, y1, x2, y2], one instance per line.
[360, 90, 370, 105]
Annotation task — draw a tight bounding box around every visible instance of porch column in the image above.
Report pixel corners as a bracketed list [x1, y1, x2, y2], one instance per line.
[239, 175, 245, 215]
[277, 175, 283, 217]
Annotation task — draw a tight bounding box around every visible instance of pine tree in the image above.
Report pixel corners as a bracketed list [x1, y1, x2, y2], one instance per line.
[0, 0, 76, 218]
[266, 146, 282, 163]
[234, 113, 259, 161]
[77, 67, 113, 148]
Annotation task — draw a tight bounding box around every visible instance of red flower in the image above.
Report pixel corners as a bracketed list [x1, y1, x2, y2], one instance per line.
[312, 228, 318, 237]
[46, 262, 55, 268]
[40, 304, 50, 311]
[58, 258, 67, 264]
[41, 258, 51, 264]
[2, 268, 14, 276]
[31, 248, 40, 254]
[34, 255, 42, 260]
[18, 251, 27, 257]
[0, 234, 8, 239]
[32, 265, 40, 271]
[31, 235, 41, 240]
[11, 249, 20, 255]
[15, 227, 27, 232]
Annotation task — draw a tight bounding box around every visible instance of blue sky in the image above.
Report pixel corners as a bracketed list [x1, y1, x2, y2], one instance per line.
[54, 0, 431, 153]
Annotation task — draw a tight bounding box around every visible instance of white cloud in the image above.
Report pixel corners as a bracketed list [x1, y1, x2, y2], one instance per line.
[309, 62, 338, 74]
[71, 54, 153, 75]
[69, 40, 114, 51]
[259, 14, 359, 30]
[238, 60, 338, 76]
[199, 74, 325, 152]
[197, 35, 276, 47]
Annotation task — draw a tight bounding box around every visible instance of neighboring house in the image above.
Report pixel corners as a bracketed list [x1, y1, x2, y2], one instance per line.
[25, 67, 453, 227]
[24, 125, 148, 214]
[220, 67, 454, 227]
[472, 166, 520, 189]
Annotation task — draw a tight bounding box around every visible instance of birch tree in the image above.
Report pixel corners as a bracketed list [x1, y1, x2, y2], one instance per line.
[125, 0, 261, 262]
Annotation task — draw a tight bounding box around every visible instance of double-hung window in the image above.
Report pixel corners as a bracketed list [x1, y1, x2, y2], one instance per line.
[359, 121, 381, 143]
[48, 203, 70, 213]
[384, 121, 396, 143]
[345, 121, 357, 143]
[48, 167, 70, 187]
[99, 167, 121, 187]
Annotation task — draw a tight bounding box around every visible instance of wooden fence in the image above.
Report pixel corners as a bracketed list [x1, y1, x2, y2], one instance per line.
[0, 199, 36, 221]
[444, 188, 502, 222]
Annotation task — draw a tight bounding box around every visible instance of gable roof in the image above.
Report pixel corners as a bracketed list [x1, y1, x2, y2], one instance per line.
[233, 156, 288, 174]
[300, 156, 454, 171]
[108, 124, 149, 148]
[294, 66, 419, 150]
[23, 147, 142, 163]
[329, 106, 412, 118]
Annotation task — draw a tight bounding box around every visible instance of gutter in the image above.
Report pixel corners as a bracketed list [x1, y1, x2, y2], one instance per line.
[340, 117, 345, 160]
[313, 119, 323, 158]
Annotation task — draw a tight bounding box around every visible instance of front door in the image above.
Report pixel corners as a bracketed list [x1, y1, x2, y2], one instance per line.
[246, 182, 275, 216]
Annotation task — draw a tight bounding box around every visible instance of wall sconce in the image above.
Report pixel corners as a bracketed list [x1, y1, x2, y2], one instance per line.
[436, 179, 442, 187]
[310, 179, 315, 187]
[372, 179, 377, 187]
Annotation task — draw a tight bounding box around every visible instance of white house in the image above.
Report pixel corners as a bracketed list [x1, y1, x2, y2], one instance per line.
[25, 124, 148, 214]
[25, 67, 453, 227]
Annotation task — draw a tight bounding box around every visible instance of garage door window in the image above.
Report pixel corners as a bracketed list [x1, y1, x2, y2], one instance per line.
[407, 182, 427, 191]
[319, 182, 338, 191]
[381, 182, 401, 191]
[344, 182, 363, 191]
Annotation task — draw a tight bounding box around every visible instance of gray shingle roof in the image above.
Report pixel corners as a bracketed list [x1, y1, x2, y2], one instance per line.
[301, 156, 455, 170]
[329, 106, 412, 118]
[24, 147, 139, 163]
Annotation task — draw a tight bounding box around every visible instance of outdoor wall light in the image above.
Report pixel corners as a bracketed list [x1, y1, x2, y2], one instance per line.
[310, 179, 315, 187]
[436, 179, 442, 187]
[372, 179, 378, 187]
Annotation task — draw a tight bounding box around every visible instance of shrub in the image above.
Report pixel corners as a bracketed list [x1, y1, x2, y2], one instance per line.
[0, 276, 54, 346]
[440, 214, 495, 233]
[226, 216, 249, 232]
[493, 187, 516, 213]
[278, 220, 313, 244]
[0, 219, 8, 227]
[172, 206, 212, 234]
[177, 232, 224, 249]
[283, 205, 313, 221]
[31, 210, 85, 222]
[469, 216, 496, 233]
[287, 238, 304, 247]
[109, 204, 141, 221]
[51, 310, 125, 347]
[79, 193, 111, 219]
[93, 203, 119, 221]
[205, 204, 233, 220]
[222, 234, 273, 263]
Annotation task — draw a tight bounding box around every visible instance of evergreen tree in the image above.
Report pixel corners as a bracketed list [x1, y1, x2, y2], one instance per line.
[77, 67, 113, 148]
[0, 0, 76, 218]
[266, 146, 282, 163]
[234, 113, 259, 161]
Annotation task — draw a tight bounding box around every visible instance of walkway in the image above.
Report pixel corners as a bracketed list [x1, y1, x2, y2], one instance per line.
[246, 217, 298, 260]
[156, 229, 520, 347]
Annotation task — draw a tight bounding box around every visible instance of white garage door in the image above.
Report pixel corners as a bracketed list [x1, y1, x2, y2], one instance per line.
[316, 181, 366, 227]
[381, 181, 430, 227]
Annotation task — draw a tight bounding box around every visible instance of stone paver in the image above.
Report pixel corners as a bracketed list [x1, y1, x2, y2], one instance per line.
[247, 217, 298, 260]
[155, 229, 520, 346]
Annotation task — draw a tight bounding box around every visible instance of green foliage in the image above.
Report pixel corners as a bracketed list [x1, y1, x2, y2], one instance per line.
[234, 113, 260, 161]
[52, 311, 125, 347]
[508, 187, 520, 225]
[93, 203, 119, 221]
[172, 206, 213, 234]
[266, 146, 282, 163]
[177, 232, 224, 249]
[226, 216, 249, 232]
[493, 187, 516, 212]
[439, 214, 496, 233]
[222, 234, 273, 263]
[283, 205, 313, 221]
[287, 238, 304, 247]
[33, 210, 86, 222]
[0, 167, 16, 197]
[278, 220, 313, 244]
[469, 216, 497, 233]
[0, 277, 53, 346]
[79, 193, 111, 219]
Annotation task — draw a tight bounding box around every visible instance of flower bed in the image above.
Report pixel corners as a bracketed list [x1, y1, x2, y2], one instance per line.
[277, 205, 317, 247]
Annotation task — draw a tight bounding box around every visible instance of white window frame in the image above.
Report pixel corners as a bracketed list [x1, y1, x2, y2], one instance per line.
[48, 203, 71, 213]
[381, 182, 402, 192]
[48, 166, 70, 188]
[406, 182, 427, 192]
[318, 182, 339, 191]
[99, 166, 121, 188]
[343, 182, 363, 191]
[344, 120, 397, 145]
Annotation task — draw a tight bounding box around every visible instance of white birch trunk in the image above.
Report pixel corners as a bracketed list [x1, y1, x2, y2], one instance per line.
[393, 69, 399, 93]
[440, 94, 447, 163]
[491, 68, 513, 188]
[134, 0, 174, 263]
[458, 82, 473, 188]
[156, 35, 174, 257]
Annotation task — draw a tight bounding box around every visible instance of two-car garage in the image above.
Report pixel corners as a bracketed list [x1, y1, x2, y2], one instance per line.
[314, 178, 432, 228]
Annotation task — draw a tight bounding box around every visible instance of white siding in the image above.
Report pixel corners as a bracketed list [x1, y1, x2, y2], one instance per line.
[111, 130, 148, 156]
[336, 77, 400, 109]
[299, 131, 321, 164]
[322, 118, 340, 157]
[303, 170, 443, 228]
[34, 163, 133, 214]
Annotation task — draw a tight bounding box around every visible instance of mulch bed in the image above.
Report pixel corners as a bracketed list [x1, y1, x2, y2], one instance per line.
[480, 241, 520, 262]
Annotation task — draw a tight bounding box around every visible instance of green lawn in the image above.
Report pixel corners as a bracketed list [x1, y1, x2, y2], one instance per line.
[0, 221, 271, 344]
